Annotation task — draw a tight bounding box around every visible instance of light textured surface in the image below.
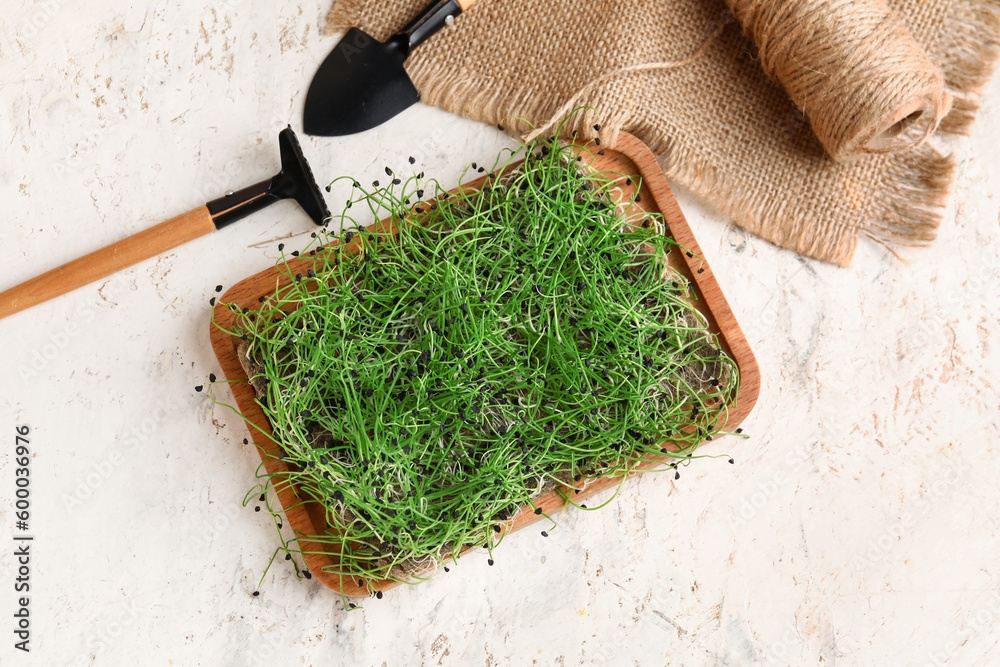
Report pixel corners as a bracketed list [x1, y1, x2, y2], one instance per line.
[0, 1, 998, 665]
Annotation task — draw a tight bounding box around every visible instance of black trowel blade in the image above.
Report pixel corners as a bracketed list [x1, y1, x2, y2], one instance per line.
[303, 28, 421, 137]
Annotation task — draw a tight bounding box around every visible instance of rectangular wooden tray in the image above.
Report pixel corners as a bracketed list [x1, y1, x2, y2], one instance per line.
[210, 132, 760, 597]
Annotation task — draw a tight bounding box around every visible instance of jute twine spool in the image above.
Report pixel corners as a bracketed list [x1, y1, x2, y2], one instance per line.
[725, 0, 952, 162]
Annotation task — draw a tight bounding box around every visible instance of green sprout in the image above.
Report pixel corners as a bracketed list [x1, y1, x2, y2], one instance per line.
[211, 132, 739, 596]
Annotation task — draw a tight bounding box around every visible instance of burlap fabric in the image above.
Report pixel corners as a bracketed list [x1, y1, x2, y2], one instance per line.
[326, 0, 1000, 265]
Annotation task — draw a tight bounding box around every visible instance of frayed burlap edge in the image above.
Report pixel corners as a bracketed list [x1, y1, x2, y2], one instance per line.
[325, 1, 1000, 266]
[858, 0, 1000, 255]
[935, 1, 1000, 134]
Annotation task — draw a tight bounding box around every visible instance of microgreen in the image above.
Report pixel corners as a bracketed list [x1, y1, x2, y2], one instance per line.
[211, 133, 739, 594]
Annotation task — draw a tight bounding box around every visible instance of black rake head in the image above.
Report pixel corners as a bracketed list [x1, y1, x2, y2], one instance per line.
[272, 126, 331, 226]
[206, 126, 331, 229]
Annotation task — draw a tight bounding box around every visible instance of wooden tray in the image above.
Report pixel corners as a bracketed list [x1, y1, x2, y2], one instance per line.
[210, 132, 760, 597]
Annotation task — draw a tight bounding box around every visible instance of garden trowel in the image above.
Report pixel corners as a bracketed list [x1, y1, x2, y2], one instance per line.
[303, 0, 477, 137]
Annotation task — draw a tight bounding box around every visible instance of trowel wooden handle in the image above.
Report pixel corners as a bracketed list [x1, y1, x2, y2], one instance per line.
[0, 206, 216, 321]
[403, 0, 479, 50]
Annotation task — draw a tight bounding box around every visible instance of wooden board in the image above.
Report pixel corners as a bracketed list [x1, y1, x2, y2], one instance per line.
[210, 132, 761, 597]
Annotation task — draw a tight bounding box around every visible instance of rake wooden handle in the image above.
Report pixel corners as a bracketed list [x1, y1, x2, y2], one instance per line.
[0, 206, 216, 321]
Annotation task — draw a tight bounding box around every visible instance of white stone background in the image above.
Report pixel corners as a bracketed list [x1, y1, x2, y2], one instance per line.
[0, 1, 998, 665]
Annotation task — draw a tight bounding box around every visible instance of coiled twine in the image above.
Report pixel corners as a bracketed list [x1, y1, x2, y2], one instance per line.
[725, 0, 951, 161]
